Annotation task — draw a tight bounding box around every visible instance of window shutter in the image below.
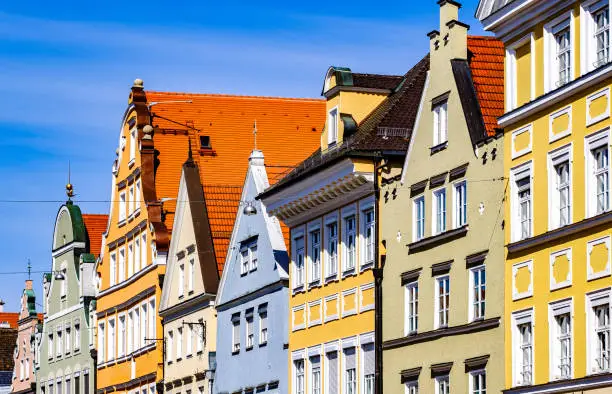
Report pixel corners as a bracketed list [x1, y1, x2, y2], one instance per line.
[344, 347, 356, 370]
[311, 355, 321, 368]
[328, 351, 338, 394]
[363, 344, 374, 376]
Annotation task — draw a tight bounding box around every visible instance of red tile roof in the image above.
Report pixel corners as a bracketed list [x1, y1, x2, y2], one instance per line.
[146, 92, 325, 274]
[467, 36, 505, 137]
[82, 214, 108, 258]
[0, 313, 18, 329]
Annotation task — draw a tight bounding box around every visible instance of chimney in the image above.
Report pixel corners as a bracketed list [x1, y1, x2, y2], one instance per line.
[0, 299, 4, 313]
[25, 280, 33, 291]
[430, 0, 469, 68]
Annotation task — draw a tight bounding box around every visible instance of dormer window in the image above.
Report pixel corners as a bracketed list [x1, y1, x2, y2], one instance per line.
[433, 100, 448, 147]
[200, 136, 211, 149]
[328, 107, 338, 146]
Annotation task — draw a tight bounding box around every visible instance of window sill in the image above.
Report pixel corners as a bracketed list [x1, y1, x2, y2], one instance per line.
[407, 225, 468, 253]
[196, 350, 203, 355]
[325, 275, 338, 284]
[342, 268, 356, 278]
[128, 159, 135, 169]
[232, 350, 240, 356]
[360, 262, 374, 272]
[259, 342, 267, 348]
[246, 346, 253, 352]
[186, 354, 192, 359]
[308, 280, 321, 289]
[292, 285, 305, 295]
[118, 219, 126, 228]
[430, 141, 448, 154]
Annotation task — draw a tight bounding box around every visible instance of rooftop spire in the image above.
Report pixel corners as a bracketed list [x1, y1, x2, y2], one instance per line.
[66, 160, 75, 200]
[253, 120, 258, 150]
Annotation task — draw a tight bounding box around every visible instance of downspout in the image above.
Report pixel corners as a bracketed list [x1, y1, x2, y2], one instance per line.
[90, 349, 97, 394]
[373, 155, 384, 394]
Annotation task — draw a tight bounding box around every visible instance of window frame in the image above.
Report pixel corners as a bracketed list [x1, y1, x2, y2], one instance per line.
[549, 298, 573, 381]
[432, 188, 447, 236]
[435, 375, 450, 394]
[453, 180, 467, 229]
[360, 198, 376, 270]
[118, 191, 127, 223]
[544, 12, 575, 92]
[324, 214, 339, 281]
[404, 280, 419, 335]
[413, 196, 425, 242]
[231, 314, 240, 354]
[468, 265, 486, 322]
[585, 129, 611, 217]
[328, 106, 339, 146]
[432, 100, 448, 147]
[308, 222, 322, 286]
[469, 369, 487, 394]
[586, 288, 611, 374]
[548, 144, 573, 230]
[342, 208, 357, 275]
[434, 275, 450, 329]
[293, 230, 306, 292]
[258, 305, 268, 346]
[510, 161, 533, 242]
[512, 308, 534, 386]
[581, 0, 611, 74]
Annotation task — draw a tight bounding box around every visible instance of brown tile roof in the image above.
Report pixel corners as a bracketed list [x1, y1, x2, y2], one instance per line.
[0, 313, 18, 329]
[467, 36, 504, 137]
[261, 55, 430, 196]
[0, 328, 16, 371]
[352, 73, 404, 90]
[82, 214, 108, 258]
[146, 92, 325, 274]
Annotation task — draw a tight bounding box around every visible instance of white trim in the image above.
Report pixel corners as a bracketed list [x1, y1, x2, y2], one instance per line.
[511, 307, 535, 387]
[587, 88, 611, 126]
[587, 235, 612, 280]
[547, 143, 573, 230]
[341, 335, 357, 349]
[292, 349, 306, 361]
[506, 33, 536, 111]
[548, 298, 574, 381]
[550, 248, 573, 290]
[44, 304, 82, 323]
[512, 260, 534, 300]
[308, 344, 322, 358]
[327, 106, 339, 146]
[324, 340, 339, 353]
[549, 106, 572, 143]
[324, 293, 339, 323]
[341, 288, 358, 318]
[307, 299, 322, 328]
[360, 332, 375, 345]
[511, 124, 533, 159]
[585, 288, 612, 375]
[292, 304, 306, 332]
[581, 0, 612, 76]
[359, 282, 375, 312]
[585, 128, 611, 218]
[543, 11, 575, 94]
[51, 242, 87, 258]
[510, 160, 534, 242]
[431, 186, 447, 236]
[400, 73, 430, 185]
[433, 274, 450, 329]
[98, 263, 157, 298]
[468, 264, 486, 322]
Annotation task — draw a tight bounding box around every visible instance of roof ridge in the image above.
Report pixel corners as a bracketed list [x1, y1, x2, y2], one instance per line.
[467, 35, 500, 40]
[145, 90, 324, 102]
[82, 213, 108, 217]
[351, 72, 403, 78]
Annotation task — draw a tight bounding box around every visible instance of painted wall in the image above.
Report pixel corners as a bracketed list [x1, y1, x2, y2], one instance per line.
[10, 281, 39, 394]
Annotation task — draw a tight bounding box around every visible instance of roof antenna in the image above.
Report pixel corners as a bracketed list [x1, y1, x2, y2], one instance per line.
[27, 259, 31, 280]
[253, 120, 258, 150]
[187, 139, 193, 162]
[66, 160, 75, 200]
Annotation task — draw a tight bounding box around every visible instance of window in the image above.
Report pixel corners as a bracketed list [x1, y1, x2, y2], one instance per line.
[179, 263, 185, 297]
[134, 237, 140, 275]
[188, 258, 194, 292]
[343, 215, 356, 272]
[326, 351, 338, 394]
[555, 25, 571, 86]
[127, 311, 134, 354]
[309, 229, 321, 284]
[592, 302, 610, 372]
[74, 376, 79, 394]
[232, 315, 240, 353]
[328, 107, 338, 146]
[57, 329, 62, 357]
[197, 318, 204, 353]
[65, 327, 71, 354]
[135, 180, 141, 211]
[74, 323, 80, 351]
[65, 378, 71, 394]
[110, 253, 117, 287]
[553, 311, 572, 379]
[149, 299, 155, 340]
[97, 323, 104, 362]
[259, 307, 268, 345]
[241, 247, 249, 275]
[435, 276, 450, 328]
[57, 381, 62, 394]
[405, 282, 418, 334]
[167, 331, 173, 363]
[118, 316, 125, 358]
[435, 376, 449, 394]
[83, 374, 89, 394]
[240, 241, 258, 274]
[141, 303, 148, 347]
[512, 164, 532, 241]
[250, 243, 258, 271]
[119, 192, 126, 222]
[19, 359, 23, 381]
[141, 233, 147, 268]
[325, 221, 338, 278]
[24, 358, 29, 380]
[584, 1, 610, 72]
[453, 182, 467, 228]
[414, 197, 425, 241]
[108, 318, 115, 360]
[362, 344, 374, 394]
[128, 185, 134, 216]
[595, 6, 610, 66]
[294, 236, 305, 289]
[310, 356, 321, 394]
[433, 100, 448, 146]
[361, 208, 375, 267]
[344, 347, 356, 394]
[176, 327, 183, 360]
[470, 266, 486, 321]
[295, 359, 305, 394]
[470, 370, 486, 394]
[119, 246, 126, 283]
[550, 148, 571, 229]
[405, 382, 418, 394]
[513, 309, 534, 386]
[594, 145, 609, 214]
[129, 129, 136, 161]
[134, 308, 140, 350]
[246, 314, 254, 349]
[433, 189, 446, 235]
[186, 323, 193, 357]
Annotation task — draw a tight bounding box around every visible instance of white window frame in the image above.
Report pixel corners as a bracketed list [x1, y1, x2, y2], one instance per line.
[433, 100, 448, 146]
[434, 275, 450, 329]
[134, 236, 141, 275]
[432, 188, 447, 235]
[404, 281, 419, 335]
[581, 0, 611, 74]
[167, 330, 173, 363]
[128, 185, 134, 216]
[550, 248, 573, 290]
[308, 222, 322, 285]
[587, 236, 612, 280]
[325, 215, 339, 281]
[259, 306, 268, 345]
[453, 180, 467, 229]
[178, 263, 185, 298]
[512, 308, 535, 386]
[548, 144, 573, 230]
[328, 107, 339, 146]
[129, 128, 137, 162]
[586, 288, 611, 374]
[435, 375, 449, 394]
[544, 12, 575, 93]
[587, 88, 611, 126]
[188, 257, 194, 293]
[469, 369, 486, 394]
[405, 381, 418, 394]
[413, 196, 425, 242]
[586, 129, 611, 217]
[109, 252, 117, 287]
[506, 32, 536, 110]
[512, 260, 534, 300]
[510, 161, 533, 242]
[549, 106, 572, 143]
[325, 349, 339, 394]
[310, 354, 322, 394]
[293, 230, 306, 291]
[118, 314, 126, 358]
[97, 321, 105, 362]
[468, 265, 486, 322]
[360, 198, 375, 270]
[119, 191, 127, 223]
[176, 326, 183, 360]
[342, 207, 357, 274]
[135, 179, 141, 212]
[107, 317, 115, 361]
[246, 313, 254, 350]
[549, 298, 573, 381]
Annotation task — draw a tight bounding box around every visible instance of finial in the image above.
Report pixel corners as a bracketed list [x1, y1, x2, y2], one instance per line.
[27, 259, 31, 280]
[66, 161, 75, 200]
[253, 120, 258, 150]
[133, 78, 144, 88]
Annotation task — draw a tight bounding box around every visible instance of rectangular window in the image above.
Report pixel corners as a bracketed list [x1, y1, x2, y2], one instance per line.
[134, 237, 140, 275]
[127, 311, 133, 354]
[241, 247, 249, 275]
[406, 382, 418, 394]
[110, 253, 117, 287]
[250, 243, 258, 271]
[130, 129, 136, 161]
[188, 258, 194, 292]
[343, 215, 356, 272]
[118, 315, 125, 358]
[414, 197, 425, 241]
[246, 315, 254, 349]
[309, 229, 321, 284]
[141, 233, 147, 268]
[555, 312, 572, 379]
[135, 180, 141, 211]
[595, 6, 610, 67]
[594, 146, 609, 214]
[133, 308, 140, 350]
[57, 381, 62, 394]
[74, 376, 79, 394]
[470, 266, 486, 321]
[310, 355, 321, 394]
[176, 327, 183, 360]
[326, 351, 338, 394]
[405, 282, 419, 334]
[57, 329, 62, 357]
[326, 222, 338, 278]
[553, 156, 571, 228]
[454, 181, 467, 228]
[362, 344, 374, 394]
[186, 324, 193, 357]
[119, 192, 126, 222]
[328, 108, 338, 145]
[141, 303, 148, 347]
[259, 307, 268, 345]
[436, 376, 449, 394]
[83, 373, 88, 394]
[232, 315, 240, 353]
[433, 101, 448, 146]
[74, 324, 80, 351]
[594, 304, 610, 372]
[167, 330, 173, 363]
[197, 318, 204, 353]
[362, 208, 375, 267]
[433, 189, 447, 235]
[435, 276, 450, 328]
[516, 171, 532, 240]
[555, 25, 571, 86]
[128, 185, 134, 216]
[295, 359, 305, 394]
[294, 236, 305, 289]
[119, 246, 126, 283]
[48, 334, 54, 359]
[65, 378, 70, 394]
[344, 347, 356, 394]
[471, 370, 486, 394]
[179, 263, 185, 297]
[108, 318, 115, 360]
[513, 310, 534, 386]
[65, 327, 71, 354]
[149, 299, 155, 340]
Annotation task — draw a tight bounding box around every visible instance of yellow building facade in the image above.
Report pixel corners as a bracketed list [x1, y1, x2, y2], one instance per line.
[478, 0, 612, 391]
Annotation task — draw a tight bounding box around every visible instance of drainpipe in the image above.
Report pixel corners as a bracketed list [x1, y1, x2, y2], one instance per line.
[90, 349, 98, 394]
[373, 155, 384, 394]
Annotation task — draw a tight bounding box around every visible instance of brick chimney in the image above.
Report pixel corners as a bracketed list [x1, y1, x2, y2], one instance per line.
[429, 1, 469, 75]
[0, 299, 4, 313]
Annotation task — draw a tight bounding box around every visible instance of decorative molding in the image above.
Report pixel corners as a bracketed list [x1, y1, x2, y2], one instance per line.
[407, 225, 468, 253]
[400, 268, 422, 285]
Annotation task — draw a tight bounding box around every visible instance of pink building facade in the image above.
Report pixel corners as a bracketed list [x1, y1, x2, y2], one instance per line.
[10, 280, 40, 394]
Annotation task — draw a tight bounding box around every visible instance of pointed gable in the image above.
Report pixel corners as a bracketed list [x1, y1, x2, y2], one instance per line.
[82, 213, 108, 258]
[216, 150, 289, 307]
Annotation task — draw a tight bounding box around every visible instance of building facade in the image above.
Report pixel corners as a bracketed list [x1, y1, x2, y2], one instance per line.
[0, 304, 18, 394]
[214, 150, 290, 394]
[380, 2, 506, 393]
[260, 57, 428, 394]
[37, 200, 106, 394]
[10, 280, 41, 394]
[478, 0, 612, 391]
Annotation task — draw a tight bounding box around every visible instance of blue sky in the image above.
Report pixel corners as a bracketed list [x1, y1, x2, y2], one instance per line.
[0, 0, 485, 310]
